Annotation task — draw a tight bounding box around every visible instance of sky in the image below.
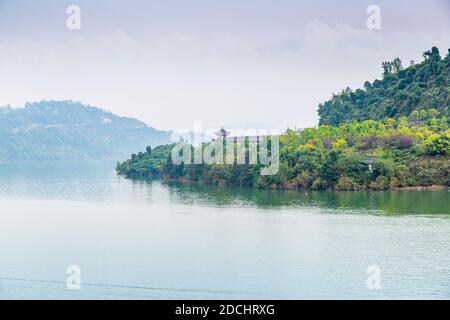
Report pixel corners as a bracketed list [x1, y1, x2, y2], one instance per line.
[0, 0, 449, 131]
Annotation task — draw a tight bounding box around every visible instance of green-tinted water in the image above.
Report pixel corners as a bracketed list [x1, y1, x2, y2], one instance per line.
[0, 161, 449, 299]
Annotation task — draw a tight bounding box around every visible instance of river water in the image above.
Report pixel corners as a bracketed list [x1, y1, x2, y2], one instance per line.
[0, 161, 449, 299]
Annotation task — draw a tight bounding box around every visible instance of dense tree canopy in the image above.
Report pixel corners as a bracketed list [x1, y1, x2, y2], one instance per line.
[118, 47, 450, 191]
[318, 47, 449, 126]
[116, 144, 175, 178]
[117, 118, 450, 190]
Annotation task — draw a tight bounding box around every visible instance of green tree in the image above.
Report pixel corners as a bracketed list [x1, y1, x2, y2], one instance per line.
[410, 110, 419, 124]
[440, 116, 448, 130]
[429, 118, 439, 131]
[382, 61, 392, 76]
[318, 151, 340, 185]
[428, 108, 440, 119]
[391, 58, 403, 73]
[384, 118, 396, 129]
[398, 116, 408, 128]
[419, 110, 428, 121]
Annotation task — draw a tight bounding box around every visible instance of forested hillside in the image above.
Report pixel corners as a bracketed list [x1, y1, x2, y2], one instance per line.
[117, 47, 449, 191]
[0, 101, 172, 161]
[117, 119, 449, 190]
[318, 47, 449, 126]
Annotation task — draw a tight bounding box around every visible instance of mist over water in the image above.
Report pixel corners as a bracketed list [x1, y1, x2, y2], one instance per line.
[0, 161, 449, 299]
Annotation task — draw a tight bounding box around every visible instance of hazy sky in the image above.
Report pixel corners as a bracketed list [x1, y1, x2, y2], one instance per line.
[0, 0, 449, 131]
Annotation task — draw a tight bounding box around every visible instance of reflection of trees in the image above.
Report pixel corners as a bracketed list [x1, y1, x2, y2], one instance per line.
[154, 180, 449, 216]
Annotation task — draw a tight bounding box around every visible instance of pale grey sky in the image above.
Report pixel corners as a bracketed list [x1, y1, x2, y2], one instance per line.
[0, 0, 449, 130]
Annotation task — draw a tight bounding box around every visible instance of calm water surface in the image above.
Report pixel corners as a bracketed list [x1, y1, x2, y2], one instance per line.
[0, 161, 449, 299]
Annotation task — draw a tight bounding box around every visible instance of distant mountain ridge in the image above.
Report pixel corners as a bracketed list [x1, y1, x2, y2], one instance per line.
[0, 100, 172, 161]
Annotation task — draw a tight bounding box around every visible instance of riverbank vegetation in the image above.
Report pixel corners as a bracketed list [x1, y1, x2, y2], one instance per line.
[117, 117, 449, 190]
[117, 47, 449, 191]
[116, 144, 175, 178]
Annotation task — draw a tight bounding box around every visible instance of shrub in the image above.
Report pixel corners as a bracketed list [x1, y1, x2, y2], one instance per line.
[360, 136, 382, 150]
[426, 135, 450, 155]
[332, 138, 348, 150]
[390, 176, 399, 189]
[311, 178, 327, 190]
[345, 136, 355, 147]
[323, 138, 333, 150]
[336, 176, 359, 191]
[389, 135, 414, 149]
[392, 164, 409, 187]
[369, 175, 390, 190]
[295, 171, 313, 188]
[372, 159, 395, 180]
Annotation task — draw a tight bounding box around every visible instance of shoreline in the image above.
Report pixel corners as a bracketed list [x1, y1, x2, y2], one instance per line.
[122, 174, 450, 192]
[394, 185, 449, 191]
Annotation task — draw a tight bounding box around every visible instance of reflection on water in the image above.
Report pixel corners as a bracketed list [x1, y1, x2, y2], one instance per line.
[164, 182, 450, 216]
[0, 161, 448, 216]
[0, 161, 449, 299]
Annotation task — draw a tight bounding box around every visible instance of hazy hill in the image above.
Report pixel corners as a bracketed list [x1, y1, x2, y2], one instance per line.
[0, 100, 172, 161]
